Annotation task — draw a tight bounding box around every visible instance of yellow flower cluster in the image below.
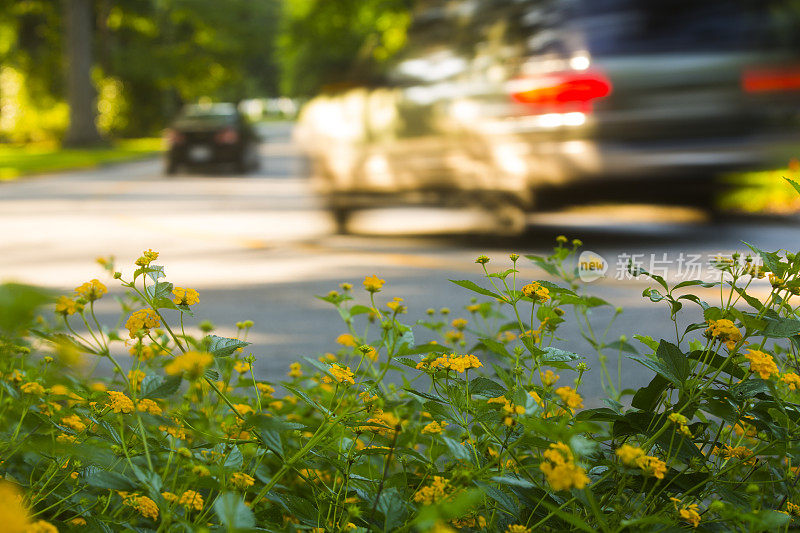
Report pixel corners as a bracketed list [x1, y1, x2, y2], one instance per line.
[413, 476, 452, 505]
[60, 414, 86, 432]
[705, 319, 742, 349]
[121, 493, 159, 521]
[668, 413, 693, 438]
[522, 282, 550, 302]
[506, 526, 531, 533]
[422, 420, 448, 434]
[172, 287, 199, 306]
[233, 360, 251, 373]
[670, 497, 701, 528]
[540, 369, 559, 386]
[135, 249, 159, 267]
[107, 391, 134, 414]
[75, 279, 107, 301]
[55, 295, 83, 316]
[25, 521, 59, 533]
[539, 442, 590, 491]
[230, 472, 255, 489]
[288, 362, 303, 378]
[136, 399, 162, 416]
[783, 372, 800, 390]
[257, 383, 275, 397]
[360, 409, 401, 436]
[387, 297, 406, 313]
[555, 386, 584, 409]
[164, 351, 213, 379]
[451, 318, 468, 330]
[336, 333, 357, 347]
[416, 353, 482, 373]
[487, 395, 525, 426]
[20, 382, 46, 396]
[744, 349, 778, 379]
[178, 490, 204, 511]
[125, 309, 161, 338]
[327, 364, 355, 385]
[363, 275, 385, 293]
[616, 445, 667, 479]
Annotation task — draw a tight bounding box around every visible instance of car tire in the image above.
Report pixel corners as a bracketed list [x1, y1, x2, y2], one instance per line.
[331, 208, 353, 235]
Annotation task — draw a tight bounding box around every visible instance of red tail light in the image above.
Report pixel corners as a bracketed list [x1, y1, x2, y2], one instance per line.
[215, 127, 239, 144]
[742, 66, 800, 93]
[509, 70, 612, 112]
[165, 128, 185, 145]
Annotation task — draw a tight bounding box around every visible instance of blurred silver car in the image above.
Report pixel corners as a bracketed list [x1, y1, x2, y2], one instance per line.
[296, 0, 800, 232]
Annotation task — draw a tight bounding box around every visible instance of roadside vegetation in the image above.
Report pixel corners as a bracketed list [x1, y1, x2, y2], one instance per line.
[0, 138, 163, 180]
[2, 180, 800, 531]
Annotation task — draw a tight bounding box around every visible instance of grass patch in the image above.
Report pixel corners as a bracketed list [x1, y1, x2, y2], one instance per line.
[720, 164, 800, 214]
[0, 138, 163, 181]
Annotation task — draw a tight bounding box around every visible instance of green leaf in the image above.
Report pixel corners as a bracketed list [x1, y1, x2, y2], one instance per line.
[141, 375, 182, 399]
[673, 279, 715, 290]
[85, 469, 137, 491]
[633, 335, 659, 351]
[655, 340, 689, 383]
[214, 493, 255, 531]
[469, 377, 506, 397]
[786, 177, 800, 196]
[542, 347, 583, 364]
[440, 436, 472, 461]
[0, 284, 53, 336]
[449, 279, 505, 300]
[205, 335, 250, 357]
[629, 356, 682, 387]
[478, 337, 512, 358]
[743, 242, 785, 277]
[474, 481, 519, 516]
[377, 487, 407, 530]
[631, 375, 669, 411]
[404, 388, 443, 403]
[762, 317, 800, 338]
[248, 414, 304, 457]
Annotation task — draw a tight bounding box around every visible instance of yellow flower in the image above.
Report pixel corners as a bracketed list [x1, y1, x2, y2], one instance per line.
[361, 409, 401, 436]
[232, 403, 254, 416]
[125, 309, 161, 338]
[136, 399, 162, 416]
[55, 296, 82, 316]
[387, 297, 406, 313]
[257, 383, 275, 397]
[413, 476, 452, 505]
[74, 279, 107, 301]
[0, 481, 30, 533]
[636, 455, 667, 479]
[233, 360, 251, 373]
[60, 414, 86, 432]
[69, 517, 87, 526]
[422, 420, 448, 434]
[269, 400, 284, 410]
[192, 465, 210, 477]
[230, 472, 255, 490]
[418, 353, 482, 373]
[329, 364, 355, 385]
[20, 382, 46, 396]
[172, 287, 199, 306]
[25, 521, 58, 533]
[107, 391, 134, 414]
[288, 362, 303, 378]
[336, 333, 357, 347]
[56, 434, 77, 444]
[616, 444, 645, 467]
[506, 526, 531, 533]
[363, 275, 385, 293]
[178, 490, 204, 511]
[540, 369, 559, 386]
[451, 318, 468, 330]
[555, 386, 583, 409]
[135, 249, 159, 267]
[705, 319, 742, 349]
[522, 282, 550, 302]
[783, 372, 800, 391]
[127, 369, 146, 390]
[161, 492, 178, 503]
[670, 498, 701, 528]
[164, 351, 213, 379]
[539, 442, 590, 491]
[123, 494, 159, 521]
[668, 413, 692, 437]
[744, 349, 778, 379]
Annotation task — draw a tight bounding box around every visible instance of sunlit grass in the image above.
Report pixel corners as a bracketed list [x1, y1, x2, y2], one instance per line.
[0, 138, 163, 181]
[720, 163, 800, 214]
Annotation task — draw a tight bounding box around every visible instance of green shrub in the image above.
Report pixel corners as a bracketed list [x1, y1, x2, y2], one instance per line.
[3, 185, 800, 532]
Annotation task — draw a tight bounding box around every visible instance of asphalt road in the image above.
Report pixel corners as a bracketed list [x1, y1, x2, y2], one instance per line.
[2, 122, 799, 404]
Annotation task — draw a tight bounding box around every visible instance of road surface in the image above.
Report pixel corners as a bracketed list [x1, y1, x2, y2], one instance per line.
[2, 122, 799, 403]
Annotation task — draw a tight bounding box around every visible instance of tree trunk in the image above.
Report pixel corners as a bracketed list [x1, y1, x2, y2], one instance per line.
[63, 0, 103, 147]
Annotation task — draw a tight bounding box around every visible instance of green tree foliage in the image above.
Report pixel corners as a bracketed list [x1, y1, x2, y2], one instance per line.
[277, 0, 412, 96]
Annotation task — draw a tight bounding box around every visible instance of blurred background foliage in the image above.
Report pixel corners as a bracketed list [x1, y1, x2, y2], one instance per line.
[0, 0, 413, 142]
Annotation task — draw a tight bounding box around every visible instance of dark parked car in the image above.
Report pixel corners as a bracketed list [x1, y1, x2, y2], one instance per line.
[296, 0, 800, 233]
[164, 103, 260, 174]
